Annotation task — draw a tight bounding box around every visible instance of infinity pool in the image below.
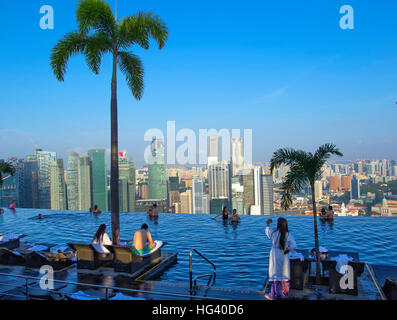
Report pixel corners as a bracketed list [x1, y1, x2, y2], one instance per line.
[1, 208, 396, 290]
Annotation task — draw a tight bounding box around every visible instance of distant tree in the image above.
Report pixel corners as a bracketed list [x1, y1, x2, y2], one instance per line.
[0, 162, 16, 185]
[50, 0, 168, 244]
[270, 143, 343, 284]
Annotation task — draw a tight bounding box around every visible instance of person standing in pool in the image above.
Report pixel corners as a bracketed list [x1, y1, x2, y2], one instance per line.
[93, 205, 101, 214]
[326, 206, 334, 220]
[229, 209, 240, 222]
[265, 218, 296, 300]
[132, 224, 155, 254]
[213, 206, 229, 220]
[8, 200, 16, 210]
[152, 203, 159, 217]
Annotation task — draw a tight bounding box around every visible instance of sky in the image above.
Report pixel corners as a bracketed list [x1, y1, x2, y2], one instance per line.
[1, 0, 397, 167]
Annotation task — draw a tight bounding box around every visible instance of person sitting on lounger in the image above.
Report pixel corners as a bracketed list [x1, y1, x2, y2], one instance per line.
[92, 224, 112, 254]
[132, 224, 155, 255]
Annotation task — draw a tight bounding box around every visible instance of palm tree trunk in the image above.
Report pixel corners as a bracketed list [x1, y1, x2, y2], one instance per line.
[311, 180, 321, 285]
[110, 50, 120, 245]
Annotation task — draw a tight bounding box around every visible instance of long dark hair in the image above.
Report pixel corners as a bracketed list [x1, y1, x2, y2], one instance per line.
[222, 206, 227, 214]
[93, 224, 106, 243]
[277, 218, 289, 250]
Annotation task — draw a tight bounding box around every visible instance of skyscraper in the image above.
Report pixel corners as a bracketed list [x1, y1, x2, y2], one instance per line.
[341, 175, 351, 190]
[119, 153, 136, 212]
[261, 172, 274, 215]
[208, 163, 229, 199]
[207, 136, 221, 166]
[78, 155, 92, 210]
[351, 175, 360, 200]
[192, 177, 205, 213]
[36, 149, 57, 209]
[148, 138, 167, 200]
[50, 159, 67, 210]
[314, 180, 323, 200]
[88, 149, 108, 211]
[66, 151, 79, 211]
[231, 138, 244, 176]
[329, 176, 339, 192]
[180, 189, 193, 213]
[22, 155, 39, 208]
[231, 176, 244, 215]
[251, 166, 262, 215]
[242, 169, 254, 214]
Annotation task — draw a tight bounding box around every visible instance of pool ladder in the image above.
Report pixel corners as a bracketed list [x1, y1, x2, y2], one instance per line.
[189, 249, 216, 294]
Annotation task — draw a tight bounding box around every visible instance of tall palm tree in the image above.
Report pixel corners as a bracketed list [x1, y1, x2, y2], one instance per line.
[0, 162, 16, 186]
[270, 143, 343, 284]
[50, 0, 168, 244]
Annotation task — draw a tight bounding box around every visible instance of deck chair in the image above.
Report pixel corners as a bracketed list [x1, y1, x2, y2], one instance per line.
[0, 247, 26, 265]
[322, 260, 365, 296]
[0, 234, 27, 250]
[67, 243, 112, 270]
[105, 242, 166, 274]
[25, 251, 75, 271]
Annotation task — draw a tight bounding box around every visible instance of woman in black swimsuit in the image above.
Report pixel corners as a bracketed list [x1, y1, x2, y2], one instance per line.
[213, 206, 230, 220]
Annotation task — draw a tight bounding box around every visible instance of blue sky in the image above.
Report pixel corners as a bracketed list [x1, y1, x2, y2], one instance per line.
[1, 0, 397, 167]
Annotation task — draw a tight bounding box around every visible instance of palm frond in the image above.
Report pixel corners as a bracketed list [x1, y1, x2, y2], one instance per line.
[313, 143, 343, 178]
[0, 162, 16, 185]
[118, 51, 144, 100]
[118, 12, 168, 50]
[280, 165, 308, 210]
[50, 31, 87, 81]
[84, 32, 112, 74]
[76, 0, 116, 37]
[270, 148, 310, 173]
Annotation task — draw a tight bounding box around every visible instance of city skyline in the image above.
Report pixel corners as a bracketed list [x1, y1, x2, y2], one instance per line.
[1, 1, 397, 165]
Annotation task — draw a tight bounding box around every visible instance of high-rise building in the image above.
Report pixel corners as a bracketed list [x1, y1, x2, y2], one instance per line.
[148, 138, 167, 200]
[242, 169, 254, 214]
[314, 181, 323, 200]
[341, 175, 351, 190]
[231, 176, 244, 215]
[261, 172, 274, 215]
[50, 159, 67, 210]
[66, 151, 79, 211]
[36, 149, 57, 209]
[78, 155, 92, 211]
[138, 181, 149, 199]
[180, 189, 192, 213]
[231, 138, 244, 176]
[207, 136, 221, 166]
[202, 194, 210, 214]
[208, 163, 229, 199]
[22, 155, 39, 208]
[209, 197, 228, 215]
[329, 176, 339, 192]
[251, 166, 262, 215]
[88, 149, 108, 211]
[119, 153, 136, 212]
[351, 175, 360, 200]
[192, 178, 205, 213]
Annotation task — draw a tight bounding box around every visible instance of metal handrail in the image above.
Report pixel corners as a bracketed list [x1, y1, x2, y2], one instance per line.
[0, 272, 224, 300]
[189, 249, 216, 294]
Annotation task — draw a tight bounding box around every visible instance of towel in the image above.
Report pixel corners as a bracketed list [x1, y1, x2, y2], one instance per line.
[289, 251, 304, 261]
[0, 233, 23, 242]
[27, 245, 48, 252]
[110, 293, 145, 300]
[330, 254, 353, 274]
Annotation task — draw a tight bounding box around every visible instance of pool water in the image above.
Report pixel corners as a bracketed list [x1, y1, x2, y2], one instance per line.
[1, 208, 396, 291]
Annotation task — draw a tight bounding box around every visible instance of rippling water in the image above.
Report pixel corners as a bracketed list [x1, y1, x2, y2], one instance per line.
[1, 208, 396, 290]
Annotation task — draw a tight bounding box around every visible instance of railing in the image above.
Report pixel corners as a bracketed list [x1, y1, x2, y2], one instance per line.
[189, 249, 216, 294]
[0, 272, 224, 300]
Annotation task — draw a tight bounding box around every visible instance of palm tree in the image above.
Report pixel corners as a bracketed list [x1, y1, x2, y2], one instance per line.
[0, 162, 16, 186]
[270, 143, 343, 284]
[50, 0, 168, 244]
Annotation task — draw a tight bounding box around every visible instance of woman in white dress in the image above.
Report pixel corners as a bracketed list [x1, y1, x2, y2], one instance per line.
[92, 224, 112, 254]
[265, 218, 296, 300]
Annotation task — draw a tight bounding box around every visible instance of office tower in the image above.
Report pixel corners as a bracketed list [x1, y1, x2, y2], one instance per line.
[231, 176, 244, 215]
[22, 155, 39, 208]
[192, 178, 205, 213]
[242, 169, 254, 214]
[148, 138, 167, 200]
[138, 181, 149, 199]
[50, 159, 67, 210]
[261, 172, 274, 215]
[202, 194, 210, 214]
[329, 176, 339, 192]
[207, 136, 221, 166]
[351, 175, 360, 200]
[88, 149, 108, 211]
[251, 166, 262, 215]
[392, 166, 397, 177]
[66, 151, 79, 211]
[314, 181, 323, 200]
[231, 138, 244, 176]
[208, 163, 229, 199]
[180, 189, 193, 213]
[119, 153, 136, 212]
[78, 155, 92, 210]
[341, 175, 351, 190]
[36, 149, 57, 209]
[168, 175, 180, 192]
[209, 197, 228, 214]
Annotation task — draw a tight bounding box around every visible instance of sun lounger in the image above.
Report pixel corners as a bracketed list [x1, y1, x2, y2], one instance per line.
[25, 251, 75, 271]
[0, 233, 27, 250]
[105, 241, 166, 274]
[289, 249, 309, 290]
[67, 243, 112, 270]
[0, 248, 26, 265]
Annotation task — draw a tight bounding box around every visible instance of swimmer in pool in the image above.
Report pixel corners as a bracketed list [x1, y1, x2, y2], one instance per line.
[8, 200, 16, 210]
[213, 206, 229, 220]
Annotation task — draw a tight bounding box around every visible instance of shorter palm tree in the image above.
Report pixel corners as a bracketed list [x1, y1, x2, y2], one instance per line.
[270, 143, 343, 284]
[0, 162, 16, 185]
